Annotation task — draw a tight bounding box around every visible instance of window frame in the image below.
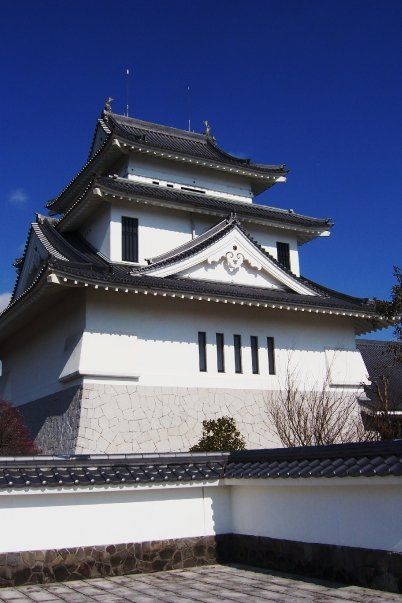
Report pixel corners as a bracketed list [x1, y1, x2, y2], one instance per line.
[216, 333, 225, 373]
[198, 331, 207, 372]
[267, 336, 276, 375]
[276, 241, 290, 271]
[250, 335, 259, 374]
[234, 334, 242, 374]
[122, 216, 139, 263]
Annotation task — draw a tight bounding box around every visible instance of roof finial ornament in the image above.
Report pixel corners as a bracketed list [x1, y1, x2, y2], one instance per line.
[203, 120, 215, 141]
[104, 97, 113, 113]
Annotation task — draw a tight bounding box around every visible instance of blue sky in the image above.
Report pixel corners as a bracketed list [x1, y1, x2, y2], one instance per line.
[0, 0, 401, 339]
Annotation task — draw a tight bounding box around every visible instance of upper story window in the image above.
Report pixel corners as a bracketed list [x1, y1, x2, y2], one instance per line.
[122, 217, 138, 262]
[276, 241, 290, 271]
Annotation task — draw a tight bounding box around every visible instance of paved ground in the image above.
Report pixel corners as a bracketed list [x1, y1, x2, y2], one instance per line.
[0, 565, 400, 602]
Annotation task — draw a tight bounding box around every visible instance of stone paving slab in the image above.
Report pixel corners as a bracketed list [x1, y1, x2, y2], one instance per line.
[0, 565, 400, 603]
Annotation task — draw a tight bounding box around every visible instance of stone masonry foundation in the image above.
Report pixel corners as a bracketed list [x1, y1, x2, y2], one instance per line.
[20, 383, 281, 454]
[1, 535, 401, 593]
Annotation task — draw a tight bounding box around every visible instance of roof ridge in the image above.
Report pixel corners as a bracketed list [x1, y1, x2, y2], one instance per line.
[107, 112, 207, 142]
[143, 217, 233, 267]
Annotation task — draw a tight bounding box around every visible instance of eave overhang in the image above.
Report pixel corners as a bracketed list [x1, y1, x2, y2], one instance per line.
[46, 137, 122, 215]
[114, 133, 285, 196]
[0, 262, 396, 342]
[41, 267, 402, 334]
[57, 178, 332, 245]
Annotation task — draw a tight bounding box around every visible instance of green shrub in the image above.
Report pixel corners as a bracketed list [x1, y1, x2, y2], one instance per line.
[190, 416, 245, 452]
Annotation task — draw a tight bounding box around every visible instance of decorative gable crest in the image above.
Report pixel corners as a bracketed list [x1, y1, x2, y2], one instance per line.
[141, 217, 318, 296]
[208, 243, 262, 273]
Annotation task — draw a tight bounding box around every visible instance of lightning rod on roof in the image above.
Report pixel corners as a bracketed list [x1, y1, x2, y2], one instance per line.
[125, 68, 130, 117]
[187, 85, 191, 132]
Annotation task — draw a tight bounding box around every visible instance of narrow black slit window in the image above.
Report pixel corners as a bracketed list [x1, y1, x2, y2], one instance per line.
[267, 337, 276, 375]
[198, 332, 207, 372]
[276, 242, 290, 271]
[216, 333, 225, 373]
[234, 334, 242, 374]
[122, 217, 138, 262]
[250, 336, 259, 374]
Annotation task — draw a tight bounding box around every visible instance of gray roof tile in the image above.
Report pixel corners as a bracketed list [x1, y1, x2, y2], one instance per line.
[97, 176, 332, 230]
[1, 440, 402, 489]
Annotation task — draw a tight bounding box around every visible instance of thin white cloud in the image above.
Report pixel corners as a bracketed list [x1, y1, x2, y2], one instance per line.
[0, 292, 11, 312]
[8, 188, 28, 204]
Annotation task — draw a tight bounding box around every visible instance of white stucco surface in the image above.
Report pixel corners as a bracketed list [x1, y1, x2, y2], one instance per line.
[81, 291, 367, 390]
[229, 479, 402, 552]
[0, 291, 85, 405]
[81, 195, 301, 274]
[125, 156, 254, 200]
[0, 484, 231, 553]
[0, 477, 401, 554]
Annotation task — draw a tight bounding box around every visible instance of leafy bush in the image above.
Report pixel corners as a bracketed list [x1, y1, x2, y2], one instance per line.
[190, 416, 246, 452]
[0, 400, 38, 455]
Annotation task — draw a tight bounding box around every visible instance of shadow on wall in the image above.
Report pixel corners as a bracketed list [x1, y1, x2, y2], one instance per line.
[18, 385, 81, 455]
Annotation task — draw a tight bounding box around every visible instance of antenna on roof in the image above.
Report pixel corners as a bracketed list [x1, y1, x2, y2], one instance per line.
[187, 85, 191, 131]
[125, 68, 130, 117]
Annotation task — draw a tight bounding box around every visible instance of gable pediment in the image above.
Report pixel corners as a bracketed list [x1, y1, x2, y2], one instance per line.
[143, 223, 318, 296]
[13, 229, 49, 299]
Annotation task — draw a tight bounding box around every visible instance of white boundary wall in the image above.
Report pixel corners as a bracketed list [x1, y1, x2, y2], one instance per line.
[1, 477, 401, 554]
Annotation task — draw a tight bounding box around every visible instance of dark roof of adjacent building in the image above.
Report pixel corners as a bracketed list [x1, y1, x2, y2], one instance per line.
[0, 440, 401, 490]
[357, 339, 402, 409]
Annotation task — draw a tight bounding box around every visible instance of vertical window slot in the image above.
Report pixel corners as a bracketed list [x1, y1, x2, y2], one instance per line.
[250, 336, 259, 374]
[276, 242, 290, 271]
[234, 334, 242, 374]
[267, 337, 276, 375]
[198, 332, 207, 372]
[216, 333, 225, 373]
[122, 216, 138, 262]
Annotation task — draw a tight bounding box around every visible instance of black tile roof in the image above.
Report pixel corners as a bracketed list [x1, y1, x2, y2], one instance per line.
[357, 339, 402, 410]
[50, 260, 377, 313]
[2, 217, 385, 335]
[1, 440, 401, 489]
[95, 176, 332, 230]
[17, 218, 378, 316]
[105, 112, 286, 175]
[48, 111, 287, 215]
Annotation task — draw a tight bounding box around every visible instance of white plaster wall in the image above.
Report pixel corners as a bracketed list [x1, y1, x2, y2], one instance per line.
[1, 478, 401, 554]
[247, 223, 300, 276]
[0, 292, 85, 406]
[125, 156, 253, 200]
[0, 484, 231, 553]
[230, 479, 402, 552]
[80, 203, 111, 257]
[107, 200, 301, 274]
[78, 190, 301, 274]
[109, 201, 195, 263]
[82, 290, 367, 390]
[181, 259, 286, 289]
